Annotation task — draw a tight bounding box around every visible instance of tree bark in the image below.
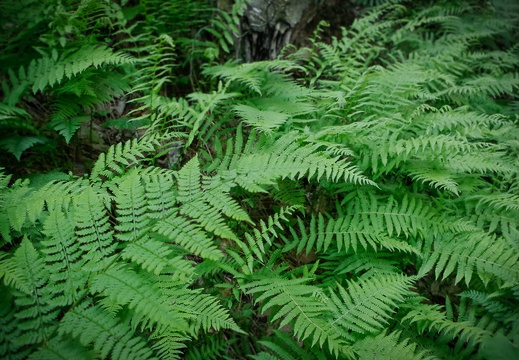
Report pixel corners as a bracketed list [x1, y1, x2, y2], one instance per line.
[237, 0, 355, 62]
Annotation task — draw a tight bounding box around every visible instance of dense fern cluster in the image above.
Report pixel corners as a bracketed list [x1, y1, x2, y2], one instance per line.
[1, 0, 519, 359]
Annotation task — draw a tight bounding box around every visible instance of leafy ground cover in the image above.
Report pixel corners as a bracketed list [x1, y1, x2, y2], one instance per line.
[1, 0, 518, 359]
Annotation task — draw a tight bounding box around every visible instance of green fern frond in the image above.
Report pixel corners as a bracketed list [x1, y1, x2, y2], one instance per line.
[420, 232, 519, 286]
[29, 45, 134, 93]
[401, 301, 494, 347]
[59, 302, 156, 360]
[233, 104, 289, 132]
[150, 330, 188, 360]
[285, 210, 424, 255]
[216, 130, 375, 191]
[184, 335, 231, 360]
[0, 238, 58, 346]
[176, 156, 202, 203]
[0, 286, 27, 359]
[472, 193, 519, 212]
[329, 274, 415, 336]
[0, 136, 47, 161]
[121, 235, 194, 280]
[153, 214, 223, 261]
[203, 60, 301, 95]
[111, 170, 150, 242]
[90, 264, 190, 331]
[244, 275, 344, 356]
[27, 336, 92, 360]
[175, 156, 241, 240]
[202, 176, 252, 223]
[404, 161, 460, 194]
[459, 290, 519, 324]
[73, 187, 115, 265]
[255, 330, 332, 360]
[180, 200, 238, 241]
[174, 291, 242, 334]
[322, 251, 401, 279]
[353, 330, 435, 360]
[244, 206, 297, 262]
[41, 207, 87, 305]
[90, 138, 156, 182]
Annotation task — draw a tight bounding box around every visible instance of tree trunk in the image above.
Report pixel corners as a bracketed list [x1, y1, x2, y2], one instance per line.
[237, 0, 355, 62]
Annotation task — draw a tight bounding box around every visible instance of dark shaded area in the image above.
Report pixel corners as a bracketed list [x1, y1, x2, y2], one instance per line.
[237, 0, 356, 62]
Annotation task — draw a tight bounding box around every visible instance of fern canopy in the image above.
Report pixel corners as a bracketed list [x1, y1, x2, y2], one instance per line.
[1, 0, 519, 359]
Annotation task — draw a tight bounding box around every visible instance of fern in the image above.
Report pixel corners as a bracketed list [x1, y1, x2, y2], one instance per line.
[328, 274, 416, 337]
[0, 238, 58, 347]
[27, 45, 134, 93]
[244, 273, 345, 356]
[1, 0, 519, 358]
[352, 330, 434, 360]
[59, 302, 156, 360]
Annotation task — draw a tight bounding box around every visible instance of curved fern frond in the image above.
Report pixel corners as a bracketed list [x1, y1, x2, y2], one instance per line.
[420, 232, 519, 286]
[59, 302, 156, 360]
[0, 238, 57, 346]
[121, 235, 194, 280]
[329, 274, 415, 336]
[27, 336, 91, 360]
[29, 45, 134, 93]
[254, 330, 336, 360]
[173, 291, 242, 334]
[352, 330, 435, 360]
[244, 275, 345, 356]
[90, 138, 156, 183]
[90, 264, 190, 331]
[153, 215, 223, 261]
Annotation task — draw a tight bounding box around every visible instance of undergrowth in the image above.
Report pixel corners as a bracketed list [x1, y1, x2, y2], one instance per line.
[1, 0, 518, 359]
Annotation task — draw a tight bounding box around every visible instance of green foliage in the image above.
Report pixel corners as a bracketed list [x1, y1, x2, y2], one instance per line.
[1, 0, 519, 359]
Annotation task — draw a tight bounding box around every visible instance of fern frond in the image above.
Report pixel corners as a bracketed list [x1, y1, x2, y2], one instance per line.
[59, 302, 156, 360]
[244, 275, 344, 356]
[41, 207, 87, 305]
[73, 187, 115, 266]
[233, 104, 289, 132]
[90, 264, 190, 331]
[322, 251, 401, 279]
[0, 238, 58, 346]
[401, 302, 493, 346]
[255, 330, 334, 360]
[202, 176, 252, 223]
[459, 290, 519, 324]
[404, 160, 460, 194]
[215, 130, 375, 192]
[353, 330, 435, 360]
[173, 291, 242, 334]
[153, 214, 223, 261]
[90, 138, 156, 182]
[203, 60, 301, 95]
[121, 235, 194, 279]
[184, 336, 231, 360]
[29, 45, 134, 93]
[244, 206, 297, 262]
[27, 336, 91, 360]
[111, 169, 150, 242]
[176, 156, 202, 203]
[0, 136, 47, 161]
[150, 330, 188, 360]
[329, 274, 415, 336]
[285, 210, 423, 255]
[420, 232, 519, 286]
[144, 171, 178, 219]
